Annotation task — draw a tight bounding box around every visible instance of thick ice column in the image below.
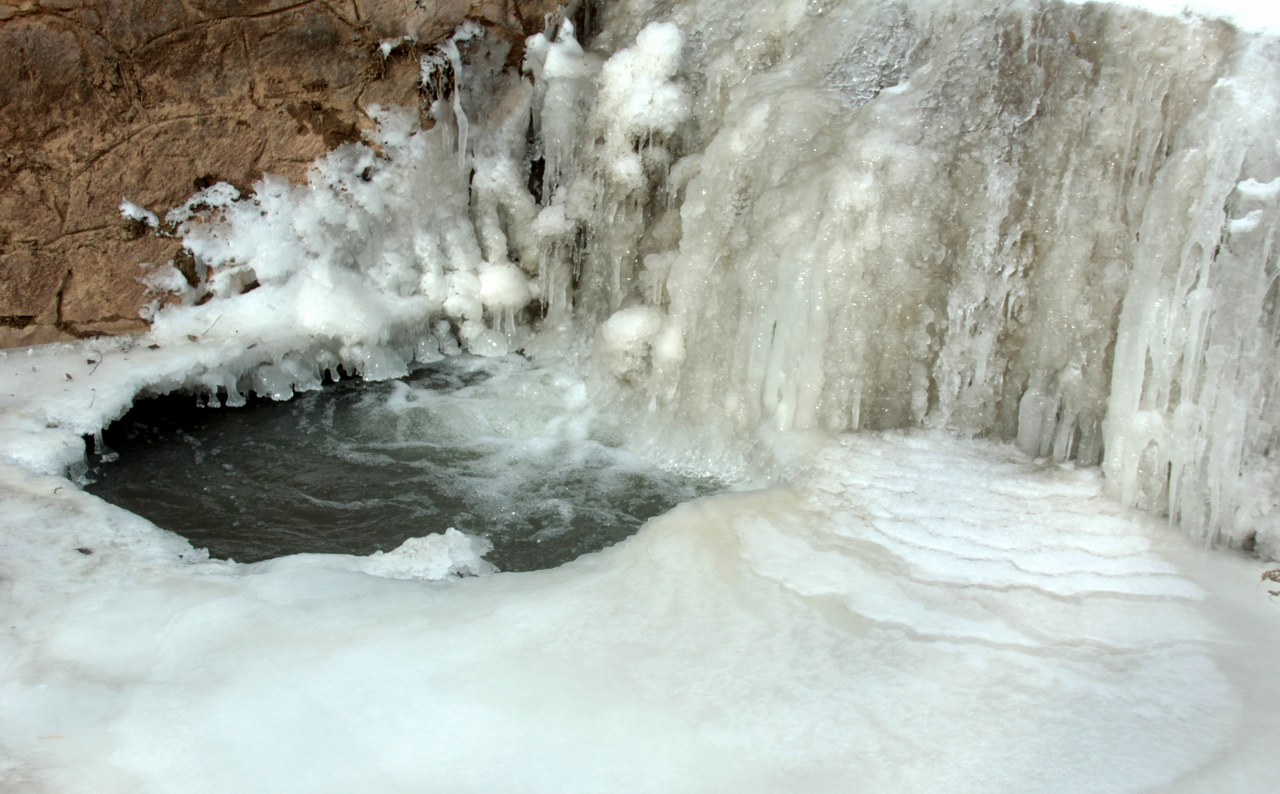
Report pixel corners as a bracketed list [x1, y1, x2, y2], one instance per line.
[527, 21, 603, 205]
[1104, 39, 1280, 556]
[600, 4, 1215, 448]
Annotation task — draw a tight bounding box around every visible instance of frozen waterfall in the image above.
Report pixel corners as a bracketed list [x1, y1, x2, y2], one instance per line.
[3, 1, 1280, 792]
[555, 0, 1280, 556]
[135, 0, 1280, 556]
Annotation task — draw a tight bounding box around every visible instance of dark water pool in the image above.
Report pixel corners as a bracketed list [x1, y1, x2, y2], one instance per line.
[85, 356, 719, 572]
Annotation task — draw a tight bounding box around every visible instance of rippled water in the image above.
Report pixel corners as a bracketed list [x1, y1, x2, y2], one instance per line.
[85, 356, 720, 571]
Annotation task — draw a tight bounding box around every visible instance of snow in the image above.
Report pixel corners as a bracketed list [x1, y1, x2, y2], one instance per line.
[118, 199, 158, 229]
[4, 1, 1280, 790]
[2, 350, 1278, 790]
[597, 305, 665, 378]
[1090, 0, 1280, 33]
[273, 528, 495, 581]
[164, 181, 242, 229]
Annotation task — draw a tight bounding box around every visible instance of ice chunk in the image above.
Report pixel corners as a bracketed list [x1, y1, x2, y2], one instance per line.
[359, 529, 495, 580]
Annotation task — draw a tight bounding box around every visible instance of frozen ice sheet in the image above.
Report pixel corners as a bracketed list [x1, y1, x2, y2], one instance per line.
[2, 342, 1277, 792]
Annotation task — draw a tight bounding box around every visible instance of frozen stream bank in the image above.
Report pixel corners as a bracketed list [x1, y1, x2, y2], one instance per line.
[1, 340, 1279, 791]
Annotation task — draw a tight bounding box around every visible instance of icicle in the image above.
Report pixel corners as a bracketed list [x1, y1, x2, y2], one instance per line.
[442, 37, 469, 172]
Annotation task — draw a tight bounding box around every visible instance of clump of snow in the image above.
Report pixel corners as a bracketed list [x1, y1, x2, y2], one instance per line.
[597, 22, 690, 141]
[378, 35, 414, 59]
[478, 262, 532, 313]
[261, 529, 495, 581]
[164, 181, 241, 229]
[589, 21, 689, 195]
[597, 305, 664, 379]
[118, 199, 158, 229]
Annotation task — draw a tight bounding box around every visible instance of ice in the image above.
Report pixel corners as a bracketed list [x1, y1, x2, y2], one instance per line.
[138, 30, 550, 374]
[597, 304, 665, 379]
[4, 1, 1280, 791]
[560, 0, 1280, 553]
[261, 528, 495, 581]
[478, 262, 533, 316]
[1080, 0, 1280, 33]
[164, 181, 242, 229]
[2, 390, 1277, 790]
[527, 20, 603, 204]
[596, 22, 689, 143]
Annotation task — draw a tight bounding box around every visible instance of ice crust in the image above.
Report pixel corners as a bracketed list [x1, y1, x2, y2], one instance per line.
[4, 0, 1280, 790]
[2, 411, 1277, 791]
[260, 528, 496, 581]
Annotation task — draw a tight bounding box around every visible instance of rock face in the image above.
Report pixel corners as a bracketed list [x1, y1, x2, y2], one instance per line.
[0, 0, 562, 347]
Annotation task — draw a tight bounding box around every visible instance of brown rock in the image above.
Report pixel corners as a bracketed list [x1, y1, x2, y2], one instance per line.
[58, 235, 177, 326]
[0, 245, 61, 326]
[0, 0, 564, 346]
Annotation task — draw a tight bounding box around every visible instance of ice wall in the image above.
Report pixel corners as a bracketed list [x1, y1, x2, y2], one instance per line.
[527, 0, 1280, 554]
[144, 1, 1280, 556]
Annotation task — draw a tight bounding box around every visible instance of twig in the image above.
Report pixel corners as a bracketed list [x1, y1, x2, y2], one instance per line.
[1262, 568, 1280, 600]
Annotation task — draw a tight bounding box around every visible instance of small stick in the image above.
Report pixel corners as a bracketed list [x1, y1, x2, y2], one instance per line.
[1262, 568, 1280, 600]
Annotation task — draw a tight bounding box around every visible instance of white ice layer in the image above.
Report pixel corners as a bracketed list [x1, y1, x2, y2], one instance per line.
[3, 389, 1277, 790]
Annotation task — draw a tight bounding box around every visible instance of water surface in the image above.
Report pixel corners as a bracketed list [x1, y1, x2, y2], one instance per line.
[86, 356, 719, 571]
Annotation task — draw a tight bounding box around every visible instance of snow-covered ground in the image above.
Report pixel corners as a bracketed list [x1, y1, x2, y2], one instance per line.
[2, 340, 1278, 791]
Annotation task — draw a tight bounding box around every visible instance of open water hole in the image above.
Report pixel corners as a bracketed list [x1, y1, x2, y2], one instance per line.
[85, 355, 721, 572]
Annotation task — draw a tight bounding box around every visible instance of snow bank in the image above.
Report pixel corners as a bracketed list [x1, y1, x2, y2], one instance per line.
[2, 411, 1277, 791]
